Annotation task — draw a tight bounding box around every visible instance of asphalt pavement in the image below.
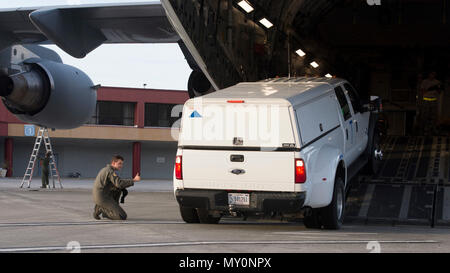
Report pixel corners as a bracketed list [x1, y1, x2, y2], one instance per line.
[0, 177, 449, 253]
[0, 177, 173, 191]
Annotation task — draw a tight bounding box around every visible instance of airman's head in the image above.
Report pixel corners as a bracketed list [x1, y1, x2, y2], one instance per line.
[111, 155, 124, 171]
[428, 71, 437, 80]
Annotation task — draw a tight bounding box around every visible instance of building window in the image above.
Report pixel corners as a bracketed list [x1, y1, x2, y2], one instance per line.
[145, 103, 180, 127]
[88, 101, 135, 126]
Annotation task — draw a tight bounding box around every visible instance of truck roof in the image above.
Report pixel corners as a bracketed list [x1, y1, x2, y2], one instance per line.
[201, 77, 345, 104]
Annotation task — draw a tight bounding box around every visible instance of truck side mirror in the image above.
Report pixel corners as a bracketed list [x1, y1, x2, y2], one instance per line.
[360, 105, 370, 112]
[362, 96, 382, 113]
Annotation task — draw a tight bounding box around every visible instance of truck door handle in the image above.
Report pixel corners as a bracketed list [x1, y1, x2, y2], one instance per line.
[355, 121, 358, 132]
[346, 129, 348, 140]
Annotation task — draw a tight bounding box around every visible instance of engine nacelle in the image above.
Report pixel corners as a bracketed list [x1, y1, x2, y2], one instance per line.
[187, 70, 213, 98]
[0, 59, 96, 129]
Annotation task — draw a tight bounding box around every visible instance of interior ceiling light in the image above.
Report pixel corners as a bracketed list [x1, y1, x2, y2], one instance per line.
[238, 0, 254, 13]
[259, 18, 273, 29]
[295, 49, 306, 57]
[325, 73, 332, 78]
[310, 61, 319, 68]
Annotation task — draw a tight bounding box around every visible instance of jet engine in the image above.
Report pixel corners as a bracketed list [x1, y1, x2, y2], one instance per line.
[0, 58, 96, 129]
[187, 70, 213, 98]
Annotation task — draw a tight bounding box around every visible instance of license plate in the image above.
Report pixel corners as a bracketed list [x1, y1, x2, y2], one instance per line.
[228, 193, 250, 206]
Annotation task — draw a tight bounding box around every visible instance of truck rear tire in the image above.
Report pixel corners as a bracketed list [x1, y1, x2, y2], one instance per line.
[196, 208, 221, 224]
[321, 177, 345, 230]
[303, 209, 322, 229]
[179, 206, 200, 223]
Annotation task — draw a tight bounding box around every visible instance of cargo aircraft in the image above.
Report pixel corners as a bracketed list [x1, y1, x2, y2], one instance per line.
[0, 0, 448, 129]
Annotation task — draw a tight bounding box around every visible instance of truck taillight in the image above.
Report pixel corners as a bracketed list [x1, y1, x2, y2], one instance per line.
[295, 159, 306, 183]
[175, 155, 183, 180]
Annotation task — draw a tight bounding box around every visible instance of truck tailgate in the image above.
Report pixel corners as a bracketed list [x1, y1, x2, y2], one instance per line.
[182, 149, 295, 192]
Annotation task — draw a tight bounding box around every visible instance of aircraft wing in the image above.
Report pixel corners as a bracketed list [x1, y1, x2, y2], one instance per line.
[0, 2, 179, 58]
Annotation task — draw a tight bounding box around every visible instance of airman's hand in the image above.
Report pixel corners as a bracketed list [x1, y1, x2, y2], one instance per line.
[133, 173, 141, 182]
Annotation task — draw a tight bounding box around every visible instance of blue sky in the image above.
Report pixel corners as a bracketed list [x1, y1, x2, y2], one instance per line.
[2, 0, 192, 90]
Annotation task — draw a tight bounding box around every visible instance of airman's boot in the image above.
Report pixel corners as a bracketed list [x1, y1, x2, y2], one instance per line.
[93, 205, 102, 220]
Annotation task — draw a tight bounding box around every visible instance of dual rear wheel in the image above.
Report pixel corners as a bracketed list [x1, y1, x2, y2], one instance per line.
[304, 177, 345, 230]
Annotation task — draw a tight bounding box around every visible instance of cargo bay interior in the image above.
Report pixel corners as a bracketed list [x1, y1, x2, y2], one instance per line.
[313, 0, 450, 227]
[290, 0, 450, 226]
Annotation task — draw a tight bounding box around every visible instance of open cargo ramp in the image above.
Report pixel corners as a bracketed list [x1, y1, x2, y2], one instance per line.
[345, 136, 450, 227]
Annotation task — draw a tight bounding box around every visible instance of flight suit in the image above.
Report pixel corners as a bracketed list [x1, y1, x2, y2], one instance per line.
[41, 157, 50, 188]
[421, 90, 440, 135]
[92, 164, 134, 220]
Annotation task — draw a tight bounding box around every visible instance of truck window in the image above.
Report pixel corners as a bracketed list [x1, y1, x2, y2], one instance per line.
[343, 83, 362, 113]
[334, 86, 352, 120]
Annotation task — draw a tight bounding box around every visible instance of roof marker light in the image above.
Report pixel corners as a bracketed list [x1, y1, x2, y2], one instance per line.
[227, 100, 245, 103]
[310, 61, 319, 68]
[238, 0, 254, 13]
[295, 49, 306, 57]
[259, 18, 273, 29]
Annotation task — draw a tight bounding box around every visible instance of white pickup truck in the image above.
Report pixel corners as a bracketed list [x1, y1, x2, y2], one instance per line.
[173, 77, 382, 229]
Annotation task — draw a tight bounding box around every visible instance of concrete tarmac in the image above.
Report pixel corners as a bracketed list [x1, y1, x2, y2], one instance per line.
[0, 178, 449, 253]
[0, 177, 172, 191]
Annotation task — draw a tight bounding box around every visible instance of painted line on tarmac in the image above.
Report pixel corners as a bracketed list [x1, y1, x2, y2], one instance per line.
[0, 240, 439, 253]
[271, 232, 379, 236]
[0, 220, 184, 228]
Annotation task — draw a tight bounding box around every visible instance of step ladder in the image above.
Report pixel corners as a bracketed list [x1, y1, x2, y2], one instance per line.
[20, 127, 63, 189]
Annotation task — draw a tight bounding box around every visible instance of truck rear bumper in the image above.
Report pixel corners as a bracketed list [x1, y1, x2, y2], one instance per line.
[175, 189, 306, 214]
